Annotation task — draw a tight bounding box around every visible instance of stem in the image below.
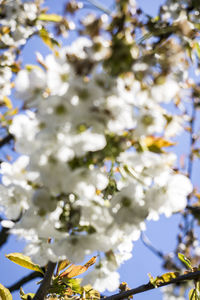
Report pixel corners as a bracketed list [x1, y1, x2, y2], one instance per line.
[84, 0, 111, 15]
[0, 226, 9, 249]
[102, 270, 200, 300]
[141, 233, 164, 259]
[8, 271, 43, 292]
[32, 262, 56, 300]
[187, 98, 196, 184]
[0, 134, 14, 148]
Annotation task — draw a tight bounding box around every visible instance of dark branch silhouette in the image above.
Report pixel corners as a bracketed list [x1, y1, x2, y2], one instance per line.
[141, 232, 164, 259]
[33, 261, 56, 300]
[0, 226, 9, 249]
[102, 270, 200, 300]
[8, 271, 43, 292]
[0, 134, 14, 148]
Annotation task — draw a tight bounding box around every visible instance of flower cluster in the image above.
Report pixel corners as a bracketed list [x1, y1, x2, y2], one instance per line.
[0, 34, 193, 292]
[0, 0, 42, 48]
[0, 0, 197, 294]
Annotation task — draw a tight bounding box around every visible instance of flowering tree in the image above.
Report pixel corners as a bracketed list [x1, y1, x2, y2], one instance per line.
[0, 0, 200, 299]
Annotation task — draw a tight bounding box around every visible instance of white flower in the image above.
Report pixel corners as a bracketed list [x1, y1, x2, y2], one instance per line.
[106, 95, 136, 133]
[65, 37, 92, 59]
[0, 184, 31, 219]
[151, 78, 179, 103]
[134, 108, 166, 137]
[52, 234, 111, 263]
[71, 131, 106, 156]
[1, 156, 29, 187]
[9, 111, 39, 154]
[15, 68, 46, 105]
[110, 182, 148, 227]
[82, 259, 120, 292]
[45, 53, 71, 96]
[24, 242, 58, 266]
[146, 174, 193, 218]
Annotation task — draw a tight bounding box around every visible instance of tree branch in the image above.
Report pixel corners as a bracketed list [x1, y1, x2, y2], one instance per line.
[83, 0, 111, 15]
[0, 226, 10, 249]
[0, 134, 14, 148]
[187, 98, 196, 182]
[102, 270, 200, 300]
[7, 271, 43, 292]
[32, 261, 56, 300]
[141, 232, 164, 259]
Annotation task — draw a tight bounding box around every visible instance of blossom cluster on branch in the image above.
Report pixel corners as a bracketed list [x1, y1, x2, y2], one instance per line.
[0, 0, 200, 298]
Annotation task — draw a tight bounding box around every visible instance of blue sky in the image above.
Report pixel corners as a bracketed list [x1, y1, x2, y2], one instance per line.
[0, 1, 199, 299]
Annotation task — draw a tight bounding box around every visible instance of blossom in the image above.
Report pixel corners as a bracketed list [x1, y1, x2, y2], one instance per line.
[82, 259, 120, 292]
[0, 17, 194, 294]
[15, 68, 46, 105]
[146, 174, 193, 219]
[151, 78, 180, 103]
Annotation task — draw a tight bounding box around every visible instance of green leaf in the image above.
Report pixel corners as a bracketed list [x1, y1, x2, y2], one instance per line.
[194, 42, 200, 59]
[178, 253, 193, 270]
[0, 283, 12, 300]
[66, 278, 82, 294]
[38, 13, 62, 22]
[189, 288, 197, 300]
[56, 259, 71, 276]
[3, 96, 12, 109]
[20, 293, 35, 300]
[82, 284, 100, 299]
[6, 253, 44, 274]
[148, 272, 179, 287]
[39, 28, 60, 50]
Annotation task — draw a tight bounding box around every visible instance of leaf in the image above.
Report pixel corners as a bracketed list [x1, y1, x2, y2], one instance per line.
[0, 283, 12, 300]
[144, 136, 175, 149]
[39, 28, 60, 50]
[6, 253, 44, 274]
[194, 42, 200, 59]
[3, 96, 12, 109]
[25, 65, 43, 72]
[59, 264, 87, 279]
[59, 256, 96, 279]
[5, 107, 18, 116]
[178, 253, 193, 270]
[20, 293, 35, 300]
[82, 284, 100, 299]
[189, 288, 197, 300]
[38, 13, 62, 22]
[148, 272, 179, 287]
[65, 278, 82, 294]
[84, 256, 97, 269]
[56, 259, 71, 276]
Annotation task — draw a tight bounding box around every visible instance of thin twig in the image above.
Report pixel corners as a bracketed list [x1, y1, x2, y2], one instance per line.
[0, 133, 14, 148]
[102, 270, 200, 300]
[141, 232, 164, 259]
[83, 0, 111, 15]
[33, 261, 56, 300]
[181, 98, 196, 235]
[0, 226, 10, 249]
[8, 271, 43, 292]
[188, 98, 196, 183]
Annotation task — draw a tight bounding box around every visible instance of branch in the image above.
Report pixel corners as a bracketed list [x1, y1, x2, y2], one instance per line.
[0, 134, 14, 148]
[102, 270, 200, 300]
[7, 271, 43, 292]
[0, 226, 10, 249]
[187, 98, 196, 182]
[141, 233, 164, 259]
[83, 0, 111, 15]
[32, 261, 56, 300]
